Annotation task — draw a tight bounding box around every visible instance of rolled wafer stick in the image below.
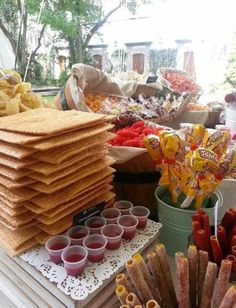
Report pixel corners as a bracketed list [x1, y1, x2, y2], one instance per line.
[116, 285, 129, 305]
[199, 261, 217, 308]
[217, 225, 227, 254]
[155, 243, 177, 307]
[201, 213, 211, 238]
[147, 252, 174, 308]
[126, 293, 141, 307]
[126, 259, 153, 304]
[192, 220, 201, 249]
[221, 210, 235, 232]
[232, 245, 236, 257]
[146, 299, 161, 308]
[175, 254, 190, 308]
[219, 285, 236, 308]
[212, 259, 232, 308]
[198, 250, 209, 305]
[133, 253, 161, 304]
[120, 305, 130, 308]
[187, 245, 197, 308]
[197, 229, 211, 254]
[210, 235, 223, 265]
[116, 273, 132, 293]
[134, 306, 142, 308]
[226, 254, 236, 271]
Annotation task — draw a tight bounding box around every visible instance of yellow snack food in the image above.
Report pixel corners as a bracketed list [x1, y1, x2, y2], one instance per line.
[180, 123, 205, 149]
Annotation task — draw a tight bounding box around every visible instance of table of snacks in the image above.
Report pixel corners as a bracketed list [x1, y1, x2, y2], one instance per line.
[0, 220, 161, 308]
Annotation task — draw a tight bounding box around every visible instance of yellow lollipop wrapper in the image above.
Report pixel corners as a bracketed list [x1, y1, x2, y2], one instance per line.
[202, 129, 231, 158]
[181, 148, 218, 209]
[180, 123, 206, 149]
[143, 134, 163, 166]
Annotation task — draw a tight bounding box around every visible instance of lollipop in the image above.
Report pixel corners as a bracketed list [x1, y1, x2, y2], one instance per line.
[143, 134, 163, 167]
[202, 129, 231, 159]
[180, 123, 206, 150]
[181, 148, 219, 209]
[158, 131, 186, 203]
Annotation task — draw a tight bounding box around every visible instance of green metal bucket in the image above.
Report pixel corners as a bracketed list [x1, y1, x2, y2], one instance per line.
[155, 185, 223, 256]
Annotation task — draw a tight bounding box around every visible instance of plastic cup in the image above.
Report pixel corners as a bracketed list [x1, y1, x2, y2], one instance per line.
[83, 234, 107, 262]
[61, 245, 88, 276]
[114, 200, 133, 215]
[45, 235, 71, 264]
[117, 215, 138, 240]
[130, 206, 150, 229]
[84, 216, 106, 234]
[100, 208, 121, 224]
[66, 225, 90, 245]
[101, 224, 124, 250]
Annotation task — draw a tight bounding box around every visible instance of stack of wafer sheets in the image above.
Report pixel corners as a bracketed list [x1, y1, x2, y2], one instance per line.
[0, 108, 116, 256]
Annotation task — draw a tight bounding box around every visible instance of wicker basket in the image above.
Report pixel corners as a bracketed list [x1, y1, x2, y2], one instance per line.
[148, 94, 193, 125]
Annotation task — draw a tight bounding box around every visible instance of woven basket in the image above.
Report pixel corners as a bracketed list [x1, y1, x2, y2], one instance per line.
[148, 94, 193, 125]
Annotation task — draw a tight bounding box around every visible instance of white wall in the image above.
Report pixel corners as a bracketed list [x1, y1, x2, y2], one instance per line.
[0, 29, 15, 68]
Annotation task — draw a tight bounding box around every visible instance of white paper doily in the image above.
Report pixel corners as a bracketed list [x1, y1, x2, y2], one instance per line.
[20, 220, 162, 301]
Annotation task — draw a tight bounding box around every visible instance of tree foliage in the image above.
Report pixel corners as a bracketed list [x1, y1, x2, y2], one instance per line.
[224, 43, 236, 89]
[149, 48, 177, 75]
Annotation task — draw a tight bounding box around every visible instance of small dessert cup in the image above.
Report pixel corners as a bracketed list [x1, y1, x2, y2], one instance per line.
[83, 234, 107, 262]
[117, 215, 138, 240]
[84, 216, 106, 234]
[61, 245, 88, 276]
[130, 206, 150, 229]
[45, 235, 71, 264]
[114, 200, 133, 215]
[66, 225, 90, 245]
[101, 208, 121, 224]
[101, 224, 124, 250]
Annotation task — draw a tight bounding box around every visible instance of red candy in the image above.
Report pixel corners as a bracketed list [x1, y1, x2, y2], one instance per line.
[109, 121, 161, 148]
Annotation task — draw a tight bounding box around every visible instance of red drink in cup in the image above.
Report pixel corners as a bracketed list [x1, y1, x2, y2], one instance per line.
[101, 224, 124, 250]
[101, 208, 121, 224]
[83, 234, 107, 262]
[130, 206, 150, 229]
[67, 225, 90, 245]
[45, 235, 71, 264]
[117, 215, 138, 240]
[84, 216, 106, 234]
[114, 200, 133, 216]
[61, 245, 88, 276]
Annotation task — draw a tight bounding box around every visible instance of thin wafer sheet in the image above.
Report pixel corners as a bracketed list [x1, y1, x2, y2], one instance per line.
[28, 152, 106, 185]
[0, 109, 106, 135]
[26, 144, 108, 175]
[0, 153, 37, 169]
[29, 159, 113, 194]
[0, 195, 34, 209]
[0, 201, 28, 216]
[27, 123, 113, 150]
[0, 236, 38, 257]
[0, 164, 33, 180]
[31, 167, 115, 208]
[0, 140, 36, 159]
[36, 191, 115, 235]
[31, 132, 114, 164]
[25, 175, 113, 214]
[0, 211, 36, 227]
[37, 184, 113, 223]
[0, 223, 39, 250]
[35, 232, 51, 245]
[0, 184, 40, 203]
[0, 216, 36, 231]
[0, 174, 35, 189]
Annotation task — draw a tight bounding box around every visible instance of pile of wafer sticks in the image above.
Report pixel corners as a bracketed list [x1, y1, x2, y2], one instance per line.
[115, 243, 236, 308]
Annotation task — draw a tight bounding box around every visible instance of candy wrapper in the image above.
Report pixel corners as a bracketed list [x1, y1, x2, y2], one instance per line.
[180, 123, 206, 150]
[181, 148, 219, 209]
[202, 129, 231, 159]
[159, 131, 185, 203]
